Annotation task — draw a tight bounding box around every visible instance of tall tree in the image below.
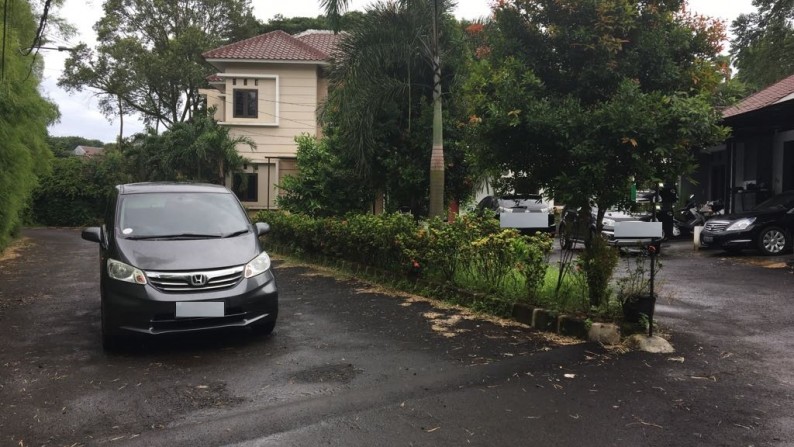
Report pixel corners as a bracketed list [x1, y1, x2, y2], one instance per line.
[731, 0, 794, 89]
[0, 0, 60, 250]
[465, 0, 729, 305]
[124, 111, 252, 184]
[259, 12, 365, 35]
[58, 0, 260, 132]
[468, 0, 728, 217]
[321, 0, 451, 218]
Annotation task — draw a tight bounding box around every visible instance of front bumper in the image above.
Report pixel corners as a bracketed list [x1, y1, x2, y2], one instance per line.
[699, 229, 755, 250]
[102, 269, 278, 335]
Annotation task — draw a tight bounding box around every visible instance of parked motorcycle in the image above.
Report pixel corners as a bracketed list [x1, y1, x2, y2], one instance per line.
[674, 195, 726, 235]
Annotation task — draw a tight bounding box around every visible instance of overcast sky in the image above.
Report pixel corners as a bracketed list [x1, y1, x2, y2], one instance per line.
[41, 0, 756, 143]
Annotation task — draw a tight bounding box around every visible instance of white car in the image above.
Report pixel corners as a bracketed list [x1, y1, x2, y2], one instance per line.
[476, 194, 555, 233]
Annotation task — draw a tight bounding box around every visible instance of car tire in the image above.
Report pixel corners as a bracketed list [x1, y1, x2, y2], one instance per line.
[101, 300, 121, 352]
[757, 226, 789, 256]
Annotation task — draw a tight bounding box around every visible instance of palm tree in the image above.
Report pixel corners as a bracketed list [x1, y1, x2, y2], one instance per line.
[320, 0, 447, 218]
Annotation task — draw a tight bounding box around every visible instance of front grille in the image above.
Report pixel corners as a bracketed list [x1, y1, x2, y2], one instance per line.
[704, 221, 729, 232]
[146, 266, 244, 293]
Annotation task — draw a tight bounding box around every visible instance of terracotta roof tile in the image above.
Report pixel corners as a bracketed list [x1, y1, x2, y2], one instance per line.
[202, 30, 339, 62]
[723, 73, 794, 118]
[294, 30, 345, 56]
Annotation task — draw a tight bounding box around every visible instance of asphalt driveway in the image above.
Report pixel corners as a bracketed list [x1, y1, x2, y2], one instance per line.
[0, 228, 791, 446]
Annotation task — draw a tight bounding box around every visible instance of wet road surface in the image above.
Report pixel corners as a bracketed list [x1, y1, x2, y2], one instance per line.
[0, 228, 792, 446]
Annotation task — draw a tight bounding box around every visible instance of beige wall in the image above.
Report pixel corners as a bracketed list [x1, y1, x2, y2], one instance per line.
[199, 88, 225, 121]
[212, 63, 320, 162]
[226, 162, 279, 210]
[278, 159, 299, 200]
[206, 61, 331, 210]
[316, 70, 329, 138]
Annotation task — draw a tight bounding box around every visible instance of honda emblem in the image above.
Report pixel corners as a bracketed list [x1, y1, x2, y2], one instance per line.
[190, 274, 207, 287]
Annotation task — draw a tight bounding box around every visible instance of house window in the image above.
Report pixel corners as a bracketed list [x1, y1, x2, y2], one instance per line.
[233, 89, 258, 118]
[232, 173, 258, 202]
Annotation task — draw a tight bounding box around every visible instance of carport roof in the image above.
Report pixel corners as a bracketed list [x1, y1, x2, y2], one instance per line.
[723, 73, 794, 119]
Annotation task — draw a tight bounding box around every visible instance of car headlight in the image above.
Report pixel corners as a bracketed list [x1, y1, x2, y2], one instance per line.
[602, 218, 615, 228]
[727, 217, 755, 231]
[245, 251, 272, 278]
[107, 259, 147, 284]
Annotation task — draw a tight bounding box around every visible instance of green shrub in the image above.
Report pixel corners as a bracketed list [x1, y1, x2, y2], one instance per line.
[256, 210, 415, 271]
[467, 229, 526, 292]
[29, 153, 129, 226]
[276, 135, 374, 217]
[398, 216, 471, 282]
[516, 232, 553, 301]
[579, 236, 619, 307]
[258, 210, 571, 314]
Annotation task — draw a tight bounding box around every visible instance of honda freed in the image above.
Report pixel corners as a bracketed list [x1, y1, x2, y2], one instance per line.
[82, 183, 278, 350]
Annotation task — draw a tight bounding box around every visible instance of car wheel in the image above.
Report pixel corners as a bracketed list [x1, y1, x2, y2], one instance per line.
[757, 226, 788, 256]
[101, 300, 120, 352]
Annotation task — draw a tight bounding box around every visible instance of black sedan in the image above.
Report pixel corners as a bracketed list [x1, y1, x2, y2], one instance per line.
[700, 191, 794, 255]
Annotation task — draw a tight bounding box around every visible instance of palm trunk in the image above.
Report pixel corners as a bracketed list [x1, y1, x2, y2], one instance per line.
[428, 0, 444, 219]
[117, 95, 124, 146]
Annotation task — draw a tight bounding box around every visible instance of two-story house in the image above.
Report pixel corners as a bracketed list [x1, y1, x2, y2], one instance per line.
[200, 30, 342, 209]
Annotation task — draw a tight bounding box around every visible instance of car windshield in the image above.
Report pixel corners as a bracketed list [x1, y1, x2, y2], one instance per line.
[753, 193, 794, 211]
[118, 192, 250, 239]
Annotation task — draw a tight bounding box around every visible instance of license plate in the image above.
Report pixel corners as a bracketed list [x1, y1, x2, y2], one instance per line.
[175, 302, 224, 318]
[703, 236, 713, 243]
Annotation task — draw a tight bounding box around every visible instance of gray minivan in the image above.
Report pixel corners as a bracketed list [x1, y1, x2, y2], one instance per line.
[82, 182, 278, 350]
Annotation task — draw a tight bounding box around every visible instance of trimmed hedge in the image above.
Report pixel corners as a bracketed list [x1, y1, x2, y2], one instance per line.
[255, 211, 553, 302]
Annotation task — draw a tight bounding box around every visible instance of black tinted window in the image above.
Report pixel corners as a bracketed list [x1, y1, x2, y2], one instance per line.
[754, 193, 794, 210]
[118, 192, 249, 238]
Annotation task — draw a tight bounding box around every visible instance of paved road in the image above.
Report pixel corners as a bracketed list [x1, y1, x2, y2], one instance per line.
[0, 228, 791, 446]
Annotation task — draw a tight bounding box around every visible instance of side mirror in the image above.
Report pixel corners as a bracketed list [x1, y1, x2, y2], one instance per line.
[82, 227, 101, 243]
[255, 222, 270, 236]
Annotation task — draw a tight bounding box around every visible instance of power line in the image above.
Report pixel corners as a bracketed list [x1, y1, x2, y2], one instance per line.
[20, 0, 52, 57]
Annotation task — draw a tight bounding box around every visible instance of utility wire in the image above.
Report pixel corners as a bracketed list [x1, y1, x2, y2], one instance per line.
[20, 0, 52, 56]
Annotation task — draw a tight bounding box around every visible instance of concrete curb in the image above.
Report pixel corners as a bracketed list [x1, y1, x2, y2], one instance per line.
[511, 303, 595, 342]
[268, 244, 616, 344]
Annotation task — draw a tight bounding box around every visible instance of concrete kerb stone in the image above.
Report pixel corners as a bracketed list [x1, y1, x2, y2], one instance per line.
[267, 245, 617, 343]
[511, 303, 535, 326]
[532, 308, 558, 332]
[558, 315, 589, 339]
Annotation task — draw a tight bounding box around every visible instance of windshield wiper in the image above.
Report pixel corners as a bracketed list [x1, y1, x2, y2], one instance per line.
[222, 229, 249, 238]
[126, 233, 223, 240]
